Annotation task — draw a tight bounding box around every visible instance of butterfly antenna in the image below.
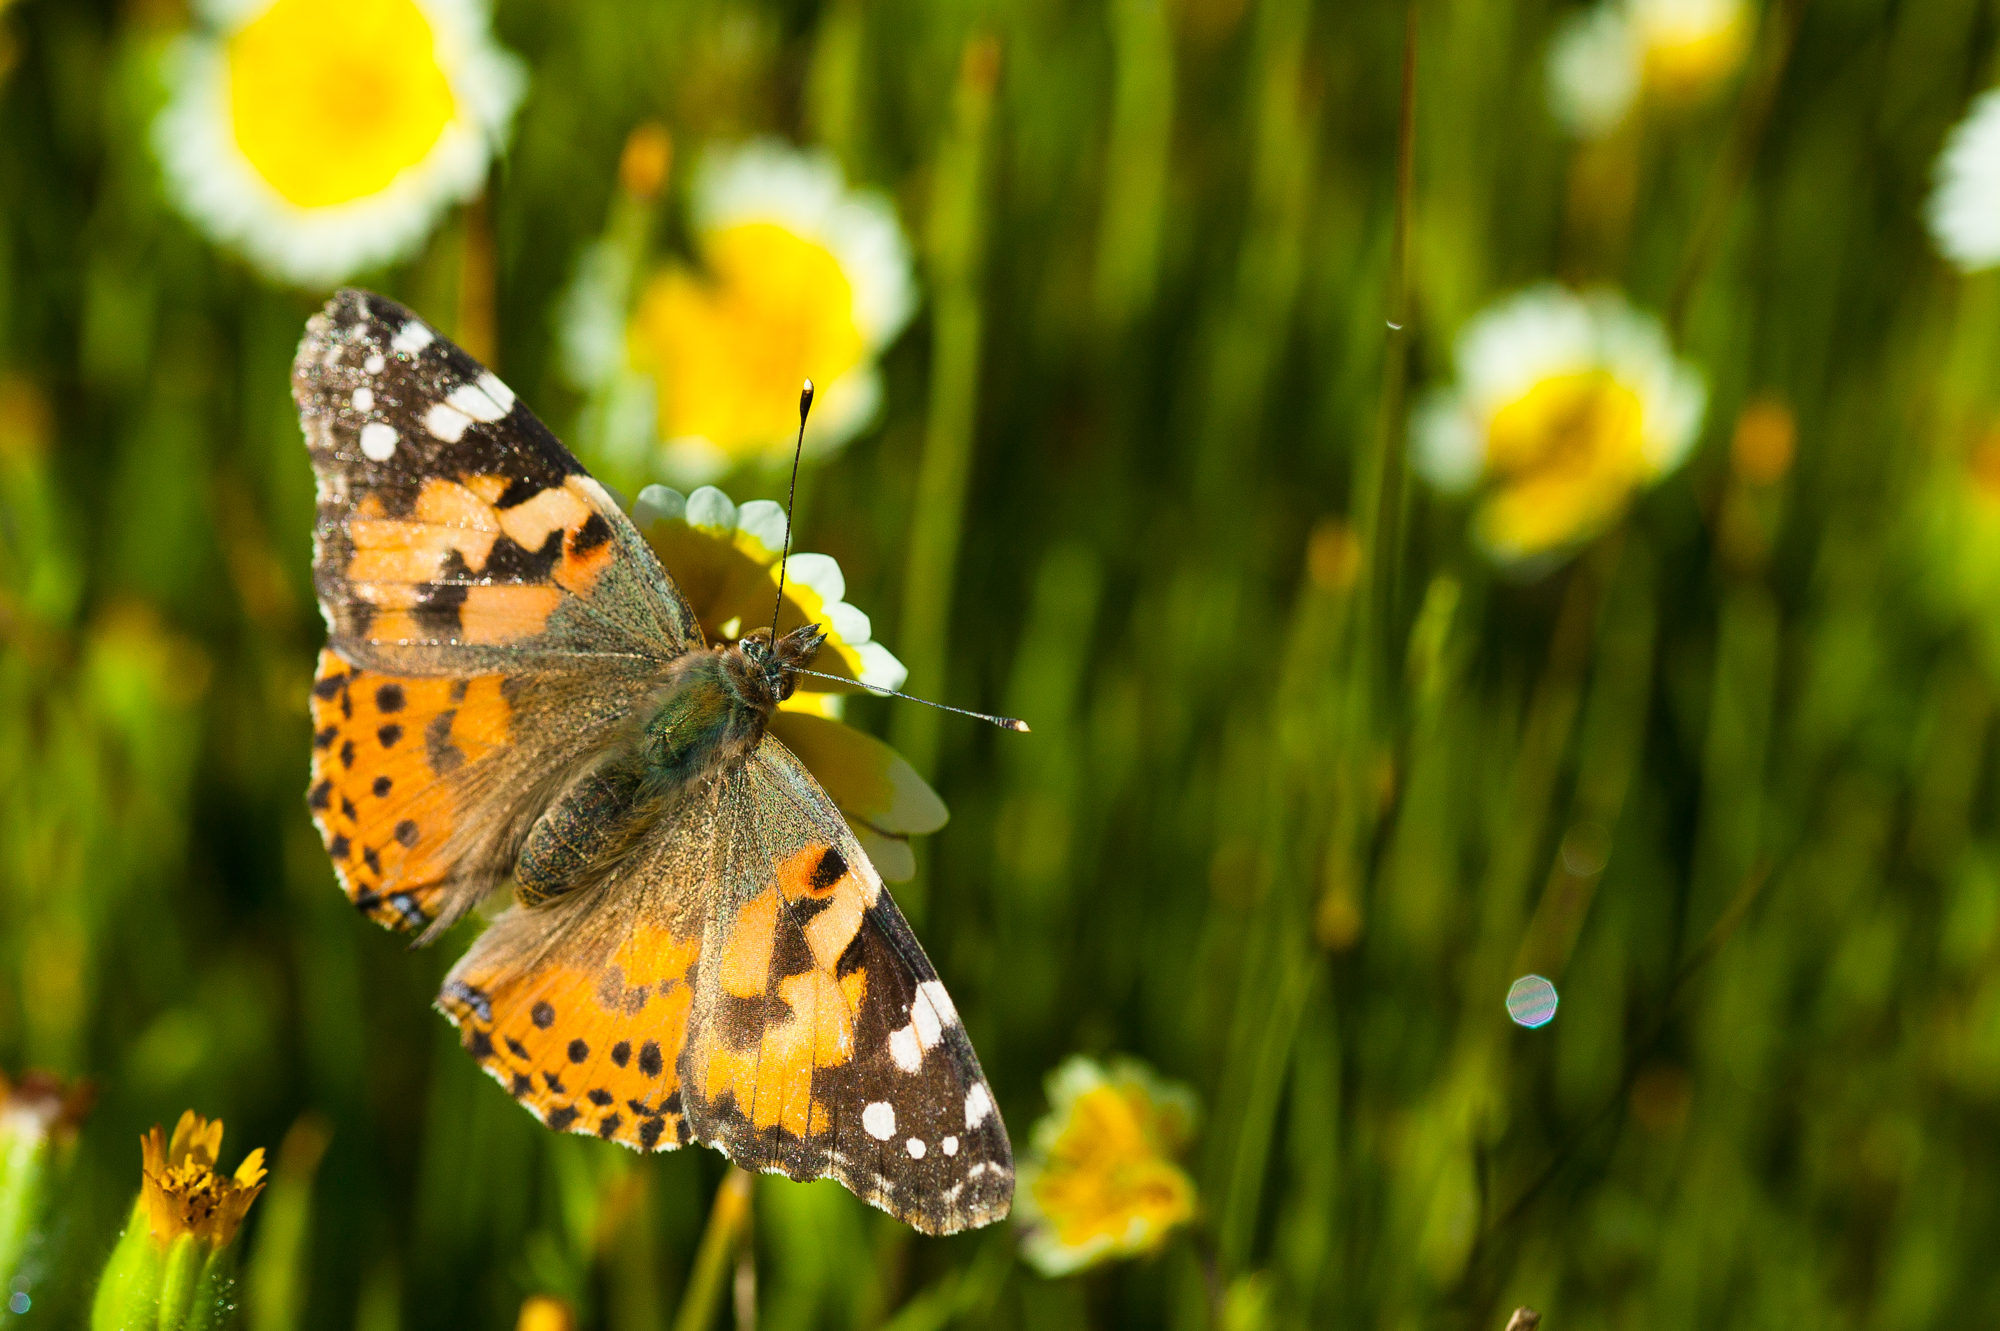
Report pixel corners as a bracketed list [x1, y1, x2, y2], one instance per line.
[771, 380, 813, 636]
[793, 668, 1030, 732]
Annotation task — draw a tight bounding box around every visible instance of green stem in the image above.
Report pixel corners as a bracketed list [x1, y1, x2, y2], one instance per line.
[893, 33, 1002, 788]
[670, 1169, 753, 1331]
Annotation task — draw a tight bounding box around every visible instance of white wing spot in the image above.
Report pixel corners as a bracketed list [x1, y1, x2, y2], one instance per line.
[446, 374, 511, 423]
[364, 352, 386, 374]
[425, 401, 473, 442]
[862, 1101, 896, 1141]
[391, 321, 434, 354]
[888, 1025, 922, 1074]
[917, 980, 959, 1032]
[359, 422, 399, 461]
[942, 1136, 959, 1156]
[964, 1083, 993, 1128]
[476, 371, 515, 414]
[906, 1137, 926, 1159]
[351, 386, 374, 413]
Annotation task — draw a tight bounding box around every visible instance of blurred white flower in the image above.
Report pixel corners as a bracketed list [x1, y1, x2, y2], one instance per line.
[628, 140, 916, 485]
[1413, 285, 1706, 562]
[1930, 91, 2000, 272]
[1547, 0, 1749, 139]
[153, 0, 524, 285]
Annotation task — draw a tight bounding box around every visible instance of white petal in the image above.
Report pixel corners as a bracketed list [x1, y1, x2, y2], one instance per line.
[684, 486, 737, 531]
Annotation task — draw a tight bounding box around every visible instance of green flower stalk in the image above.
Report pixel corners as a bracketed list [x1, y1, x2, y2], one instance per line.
[91, 1111, 268, 1331]
[0, 1070, 93, 1315]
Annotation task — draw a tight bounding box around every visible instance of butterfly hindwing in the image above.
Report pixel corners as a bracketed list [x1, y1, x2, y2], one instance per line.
[295, 288, 697, 675]
[680, 740, 1013, 1235]
[432, 740, 1012, 1233]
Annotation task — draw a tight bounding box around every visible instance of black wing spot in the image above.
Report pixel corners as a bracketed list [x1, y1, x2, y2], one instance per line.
[548, 1105, 579, 1132]
[567, 1038, 590, 1063]
[394, 819, 420, 847]
[484, 530, 563, 580]
[809, 847, 847, 893]
[309, 780, 332, 811]
[587, 1088, 613, 1106]
[543, 1071, 567, 1094]
[663, 1090, 684, 1117]
[425, 710, 464, 774]
[639, 1041, 663, 1077]
[377, 723, 404, 748]
[328, 834, 351, 860]
[362, 845, 381, 875]
[532, 1001, 556, 1029]
[506, 1036, 530, 1060]
[571, 512, 612, 554]
[495, 476, 544, 508]
[313, 725, 338, 749]
[598, 1113, 622, 1140]
[611, 1041, 631, 1067]
[341, 795, 359, 820]
[639, 1117, 665, 1149]
[312, 673, 346, 700]
[339, 739, 356, 769]
[373, 775, 393, 797]
[449, 678, 470, 703]
[675, 1118, 692, 1145]
[414, 582, 468, 636]
[511, 1073, 532, 1098]
[375, 683, 406, 713]
[467, 1030, 494, 1060]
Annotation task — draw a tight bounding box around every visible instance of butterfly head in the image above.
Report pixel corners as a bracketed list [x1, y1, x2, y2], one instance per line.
[734, 623, 827, 708]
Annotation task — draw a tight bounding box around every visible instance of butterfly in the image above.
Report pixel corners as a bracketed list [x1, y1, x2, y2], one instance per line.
[295, 289, 1011, 1234]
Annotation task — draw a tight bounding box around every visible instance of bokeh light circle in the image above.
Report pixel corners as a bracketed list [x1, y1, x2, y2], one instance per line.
[1507, 974, 1560, 1028]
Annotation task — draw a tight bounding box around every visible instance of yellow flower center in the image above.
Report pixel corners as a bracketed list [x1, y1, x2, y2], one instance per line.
[228, 0, 457, 208]
[633, 223, 867, 455]
[1638, 3, 1748, 96]
[1031, 1084, 1195, 1254]
[1480, 369, 1649, 556]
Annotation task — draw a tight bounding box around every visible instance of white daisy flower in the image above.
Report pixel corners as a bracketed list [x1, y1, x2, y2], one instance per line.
[1547, 0, 1749, 139]
[628, 139, 916, 485]
[1930, 91, 2000, 271]
[1413, 285, 1706, 562]
[152, 0, 524, 286]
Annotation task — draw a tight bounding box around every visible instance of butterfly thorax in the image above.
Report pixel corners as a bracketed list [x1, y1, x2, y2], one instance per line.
[512, 624, 826, 908]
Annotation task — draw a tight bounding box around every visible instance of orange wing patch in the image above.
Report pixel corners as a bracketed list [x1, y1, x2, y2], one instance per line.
[340, 476, 620, 647]
[440, 923, 702, 1151]
[306, 649, 513, 931]
[687, 843, 877, 1140]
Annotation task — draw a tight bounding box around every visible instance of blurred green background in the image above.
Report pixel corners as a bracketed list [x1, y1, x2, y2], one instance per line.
[9, 0, 2000, 1326]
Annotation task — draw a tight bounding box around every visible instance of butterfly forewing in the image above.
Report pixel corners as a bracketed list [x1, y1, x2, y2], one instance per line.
[295, 288, 697, 674]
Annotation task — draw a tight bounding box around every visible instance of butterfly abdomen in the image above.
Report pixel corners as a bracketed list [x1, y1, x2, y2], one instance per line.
[513, 650, 772, 906]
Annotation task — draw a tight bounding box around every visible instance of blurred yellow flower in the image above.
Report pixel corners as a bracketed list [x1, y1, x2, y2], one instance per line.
[629, 483, 945, 879]
[139, 1110, 269, 1250]
[628, 140, 916, 483]
[1412, 285, 1705, 564]
[153, 0, 524, 285]
[1015, 1056, 1199, 1277]
[1548, 0, 1750, 138]
[516, 1295, 576, 1331]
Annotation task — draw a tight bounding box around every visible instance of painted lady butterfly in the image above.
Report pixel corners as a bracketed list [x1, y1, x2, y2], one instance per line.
[295, 290, 1011, 1233]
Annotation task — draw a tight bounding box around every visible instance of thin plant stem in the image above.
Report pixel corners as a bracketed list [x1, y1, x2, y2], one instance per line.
[671, 1168, 754, 1331]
